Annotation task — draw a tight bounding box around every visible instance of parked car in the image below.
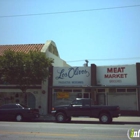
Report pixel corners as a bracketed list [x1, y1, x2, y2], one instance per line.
[0, 103, 40, 121]
[51, 98, 120, 124]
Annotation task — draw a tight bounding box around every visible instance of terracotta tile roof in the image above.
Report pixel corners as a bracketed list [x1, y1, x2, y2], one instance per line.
[0, 44, 44, 55]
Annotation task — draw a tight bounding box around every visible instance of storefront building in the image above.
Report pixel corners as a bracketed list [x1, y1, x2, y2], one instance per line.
[0, 40, 70, 115]
[49, 64, 140, 116]
[96, 64, 140, 115]
[52, 66, 91, 105]
[0, 39, 140, 116]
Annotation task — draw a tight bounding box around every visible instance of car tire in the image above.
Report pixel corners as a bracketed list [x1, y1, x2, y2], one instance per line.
[55, 112, 66, 123]
[65, 117, 71, 123]
[99, 113, 112, 124]
[15, 114, 23, 122]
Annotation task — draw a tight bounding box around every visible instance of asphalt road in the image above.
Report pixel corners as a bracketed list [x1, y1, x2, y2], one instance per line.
[0, 117, 140, 140]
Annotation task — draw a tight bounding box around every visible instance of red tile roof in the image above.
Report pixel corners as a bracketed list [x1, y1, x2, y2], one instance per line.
[0, 44, 44, 55]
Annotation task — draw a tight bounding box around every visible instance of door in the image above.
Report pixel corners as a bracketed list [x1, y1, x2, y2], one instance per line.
[97, 93, 106, 105]
[27, 93, 36, 109]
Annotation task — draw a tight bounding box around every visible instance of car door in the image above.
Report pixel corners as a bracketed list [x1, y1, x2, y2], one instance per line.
[7, 105, 19, 119]
[82, 99, 91, 116]
[68, 99, 84, 116]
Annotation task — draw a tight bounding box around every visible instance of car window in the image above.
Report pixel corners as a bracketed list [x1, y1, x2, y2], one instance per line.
[0, 104, 19, 109]
[72, 100, 82, 105]
[18, 104, 25, 109]
[20, 104, 27, 108]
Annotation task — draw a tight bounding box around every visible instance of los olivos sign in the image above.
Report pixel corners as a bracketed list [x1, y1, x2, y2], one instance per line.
[53, 67, 91, 86]
[97, 65, 137, 85]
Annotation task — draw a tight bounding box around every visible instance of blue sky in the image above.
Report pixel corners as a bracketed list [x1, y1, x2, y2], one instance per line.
[0, 0, 140, 66]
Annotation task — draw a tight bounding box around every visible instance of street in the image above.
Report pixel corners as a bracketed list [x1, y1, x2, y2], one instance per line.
[0, 117, 140, 140]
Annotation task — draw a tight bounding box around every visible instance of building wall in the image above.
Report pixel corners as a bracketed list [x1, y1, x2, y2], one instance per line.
[41, 51, 70, 114]
[95, 64, 139, 112]
[46, 51, 70, 67]
[96, 64, 137, 86]
[136, 63, 140, 112]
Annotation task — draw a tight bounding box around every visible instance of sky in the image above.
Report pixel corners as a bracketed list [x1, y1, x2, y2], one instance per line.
[0, 0, 140, 67]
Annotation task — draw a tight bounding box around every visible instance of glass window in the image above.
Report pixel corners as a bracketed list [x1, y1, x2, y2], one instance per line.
[73, 89, 82, 92]
[116, 88, 126, 92]
[97, 89, 105, 93]
[54, 89, 62, 92]
[83, 93, 90, 98]
[72, 100, 82, 105]
[84, 88, 91, 92]
[76, 93, 82, 98]
[127, 88, 136, 92]
[63, 89, 72, 92]
[18, 104, 25, 108]
[109, 88, 116, 93]
[0, 104, 18, 109]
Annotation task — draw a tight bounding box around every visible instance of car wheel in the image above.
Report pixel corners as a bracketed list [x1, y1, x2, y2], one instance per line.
[55, 112, 66, 123]
[15, 114, 23, 122]
[65, 117, 71, 123]
[99, 113, 112, 124]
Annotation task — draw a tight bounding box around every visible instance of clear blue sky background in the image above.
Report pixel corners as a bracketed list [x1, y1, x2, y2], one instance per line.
[0, 0, 140, 66]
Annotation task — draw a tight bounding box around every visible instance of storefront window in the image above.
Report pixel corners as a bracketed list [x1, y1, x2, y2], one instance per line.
[52, 91, 77, 106]
[83, 93, 90, 98]
[127, 88, 136, 92]
[85, 88, 91, 92]
[54, 89, 62, 92]
[52, 89, 90, 107]
[116, 88, 126, 92]
[97, 89, 105, 93]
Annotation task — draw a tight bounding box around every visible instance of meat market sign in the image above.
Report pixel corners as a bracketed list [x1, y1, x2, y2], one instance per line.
[97, 65, 136, 85]
[105, 67, 127, 78]
[53, 67, 91, 86]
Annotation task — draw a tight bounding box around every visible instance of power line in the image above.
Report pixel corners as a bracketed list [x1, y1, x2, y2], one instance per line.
[67, 57, 140, 62]
[0, 4, 140, 18]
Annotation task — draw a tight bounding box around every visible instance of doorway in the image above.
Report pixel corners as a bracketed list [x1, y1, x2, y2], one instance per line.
[27, 93, 36, 109]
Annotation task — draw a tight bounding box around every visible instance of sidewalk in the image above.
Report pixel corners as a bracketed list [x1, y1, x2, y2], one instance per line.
[35, 114, 140, 123]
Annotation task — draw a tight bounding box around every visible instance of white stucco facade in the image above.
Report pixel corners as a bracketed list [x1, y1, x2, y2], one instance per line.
[39, 40, 70, 115]
[96, 64, 137, 86]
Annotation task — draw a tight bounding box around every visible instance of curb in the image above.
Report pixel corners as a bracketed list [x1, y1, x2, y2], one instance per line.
[34, 116, 140, 123]
[34, 115, 55, 122]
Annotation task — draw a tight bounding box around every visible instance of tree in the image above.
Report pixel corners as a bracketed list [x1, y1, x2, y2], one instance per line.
[0, 49, 54, 104]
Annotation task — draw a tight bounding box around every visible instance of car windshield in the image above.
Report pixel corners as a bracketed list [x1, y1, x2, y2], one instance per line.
[18, 104, 28, 108]
[18, 104, 25, 109]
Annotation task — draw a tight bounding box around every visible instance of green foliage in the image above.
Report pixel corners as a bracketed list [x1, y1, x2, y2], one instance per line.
[0, 49, 53, 91]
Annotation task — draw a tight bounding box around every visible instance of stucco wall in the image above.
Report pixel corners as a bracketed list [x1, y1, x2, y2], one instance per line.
[46, 51, 70, 67]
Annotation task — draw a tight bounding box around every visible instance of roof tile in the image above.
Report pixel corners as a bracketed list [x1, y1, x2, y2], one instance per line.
[0, 44, 44, 55]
